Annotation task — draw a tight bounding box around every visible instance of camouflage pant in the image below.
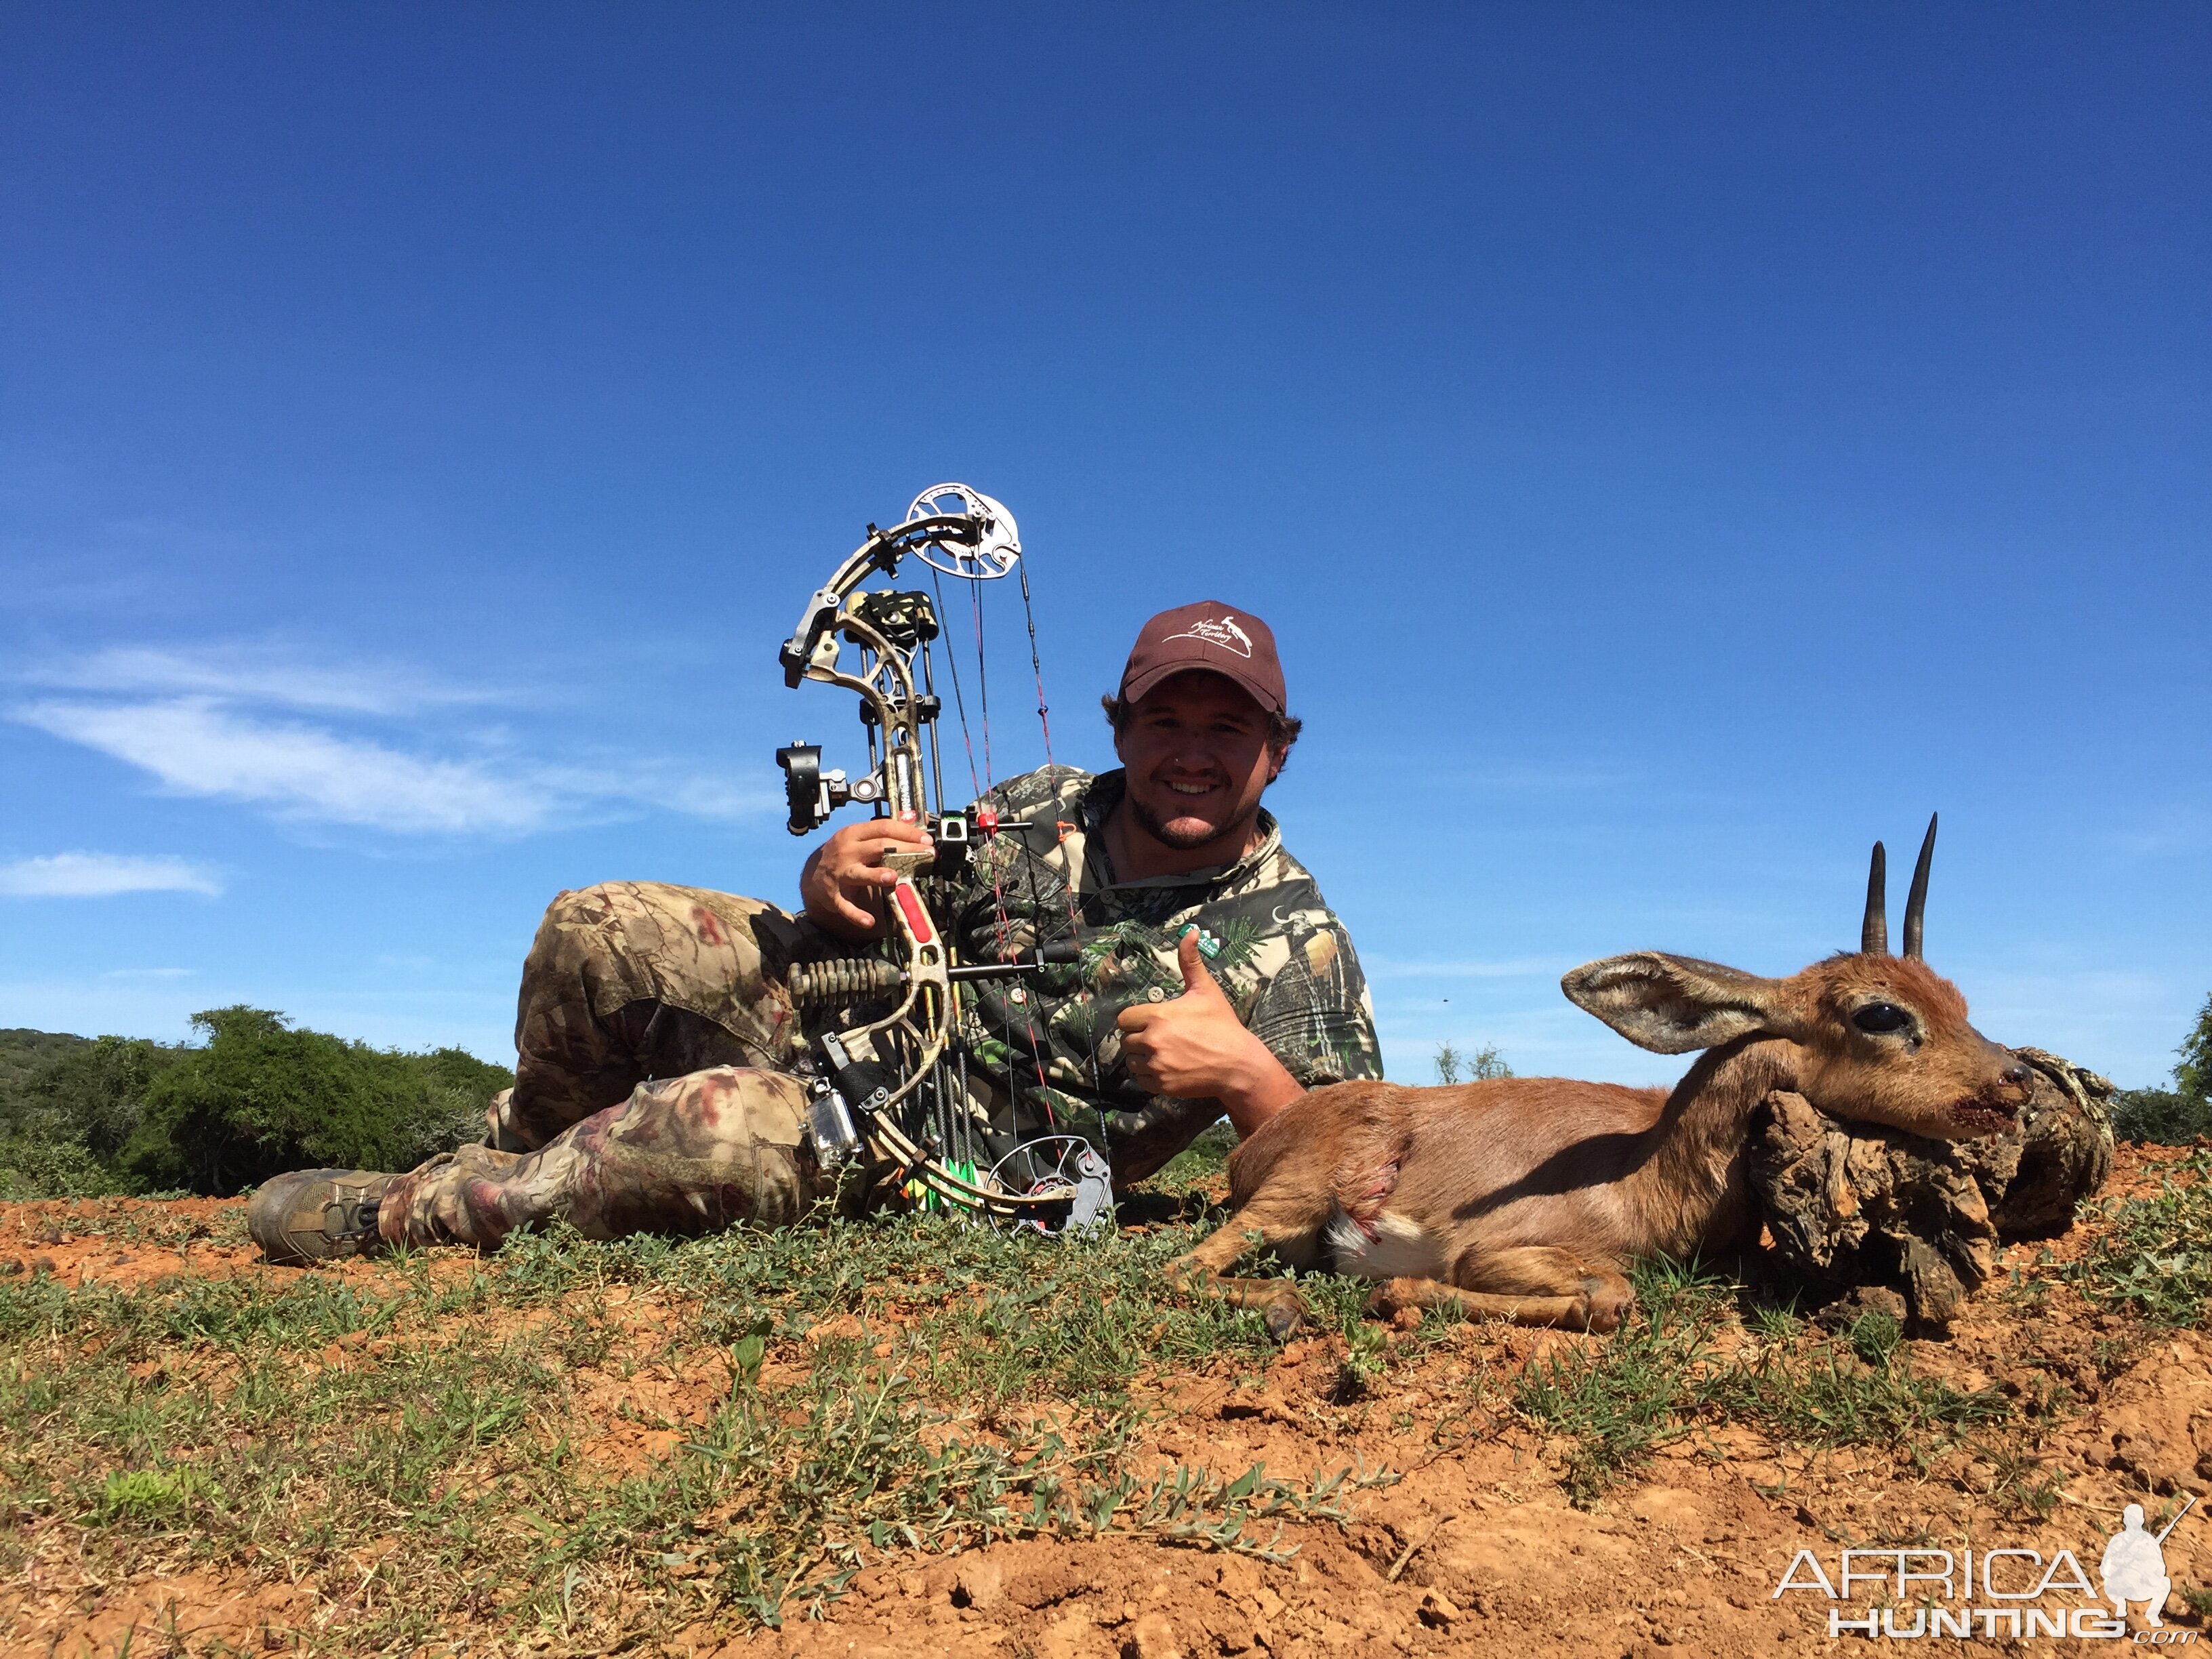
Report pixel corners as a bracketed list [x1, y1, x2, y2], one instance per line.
[379, 882, 846, 1250]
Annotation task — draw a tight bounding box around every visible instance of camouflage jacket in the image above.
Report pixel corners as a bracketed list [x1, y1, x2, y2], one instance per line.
[931, 765, 1381, 1182]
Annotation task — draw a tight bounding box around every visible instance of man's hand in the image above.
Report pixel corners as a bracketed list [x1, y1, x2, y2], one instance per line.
[800, 819, 934, 942]
[1118, 930, 1306, 1136]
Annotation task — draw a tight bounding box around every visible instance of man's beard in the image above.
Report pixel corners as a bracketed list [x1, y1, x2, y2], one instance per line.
[1127, 791, 1237, 852]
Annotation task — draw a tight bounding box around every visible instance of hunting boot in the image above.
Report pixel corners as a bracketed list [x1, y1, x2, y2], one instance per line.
[246, 1168, 394, 1265]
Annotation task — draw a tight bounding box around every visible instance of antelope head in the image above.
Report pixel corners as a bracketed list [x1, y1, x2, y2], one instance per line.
[1562, 815, 2035, 1140]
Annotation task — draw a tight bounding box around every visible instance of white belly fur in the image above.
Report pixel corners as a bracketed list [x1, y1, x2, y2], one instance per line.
[1324, 1208, 1446, 1280]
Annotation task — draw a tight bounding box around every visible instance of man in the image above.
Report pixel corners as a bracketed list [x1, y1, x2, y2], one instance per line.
[248, 601, 1380, 1262]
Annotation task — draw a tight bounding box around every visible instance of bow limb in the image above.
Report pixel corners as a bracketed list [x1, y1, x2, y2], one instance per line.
[779, 514, 980, 686]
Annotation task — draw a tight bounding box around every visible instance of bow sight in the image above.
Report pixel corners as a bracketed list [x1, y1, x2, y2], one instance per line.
[773, 483, 1111, 1230]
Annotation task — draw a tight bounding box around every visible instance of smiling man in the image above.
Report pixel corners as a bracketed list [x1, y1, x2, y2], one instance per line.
[806, 600, 1382, 1174]
[249, 601, 1380, 1261]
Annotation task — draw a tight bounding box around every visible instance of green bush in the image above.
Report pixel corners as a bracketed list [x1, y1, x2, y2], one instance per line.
[2065, 1147, 2212, 1327]
[0, 1012, 510, 1197]
[0, 1033, 184, 1197]
[0, 1027, 90, 1096]
[1433, 1041, 1513, 1084]
[2112, 1088, 2212, 1146]
[0, 1134, 125, 1200]
[2176, 992, 2212, 1107]
[122, 1007, 508, 1195]
[7, 1035, 180, 1159]
[2112, 993, 2212, 1145]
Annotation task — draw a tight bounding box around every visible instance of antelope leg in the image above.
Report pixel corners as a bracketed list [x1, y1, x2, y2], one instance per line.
[1168, 1201, 1328, 1339]
[1366, 1245, 1637, 1332]
[1363, 1278, 1598, 1330]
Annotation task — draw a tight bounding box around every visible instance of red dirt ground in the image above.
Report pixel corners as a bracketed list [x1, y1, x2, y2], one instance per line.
[4, 1144, 2207, 1658]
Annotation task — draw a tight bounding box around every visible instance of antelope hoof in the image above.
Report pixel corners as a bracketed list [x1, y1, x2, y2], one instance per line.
[1263, 1295, 1307, 1341]
[1581, 1277, 1635, 1334]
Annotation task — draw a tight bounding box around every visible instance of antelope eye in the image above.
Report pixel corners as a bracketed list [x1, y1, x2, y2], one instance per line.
[1853, 1002, 1910, 1035]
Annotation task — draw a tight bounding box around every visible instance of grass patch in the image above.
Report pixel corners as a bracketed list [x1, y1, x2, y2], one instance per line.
[2064, 1146, 2212, 1326]
[0, 1208, 1374, 1647]
[1512, 1259, 1734, 1504]
[13, 1173, 2152, 1645]
[1513, 1259, 2007, 1506]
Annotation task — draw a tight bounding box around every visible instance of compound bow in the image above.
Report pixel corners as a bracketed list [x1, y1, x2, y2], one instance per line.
[772, 484, 1110, 1227]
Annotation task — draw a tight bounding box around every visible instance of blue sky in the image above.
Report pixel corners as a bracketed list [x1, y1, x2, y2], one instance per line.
[3, 5, 2206, 1089]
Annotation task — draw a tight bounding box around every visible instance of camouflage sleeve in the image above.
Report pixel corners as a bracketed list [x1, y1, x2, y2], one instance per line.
[1244, 918, 1382, 1086]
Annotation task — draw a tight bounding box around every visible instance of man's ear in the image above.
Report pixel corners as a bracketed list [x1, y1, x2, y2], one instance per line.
[1560, 952, 1800, 1054]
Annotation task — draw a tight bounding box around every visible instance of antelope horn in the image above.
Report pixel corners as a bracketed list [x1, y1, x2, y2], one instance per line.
[1902, 812, 1937, 960]
[1861, 840, 1888, 956]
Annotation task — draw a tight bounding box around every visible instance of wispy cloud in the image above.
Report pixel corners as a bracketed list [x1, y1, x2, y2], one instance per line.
[18, 698, 555, 834]
[22, 644, 505, 716]
[103, 966, 197, 979]
[580, 760, 775, 825]
[0, 852, 222, 898]
[12, 642, 776, 837]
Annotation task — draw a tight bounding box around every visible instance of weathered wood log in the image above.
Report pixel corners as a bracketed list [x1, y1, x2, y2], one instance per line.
[1746, 1048, 2114, 1331]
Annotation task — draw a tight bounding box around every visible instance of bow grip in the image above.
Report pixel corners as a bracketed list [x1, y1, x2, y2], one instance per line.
[889, 878, 936, 945]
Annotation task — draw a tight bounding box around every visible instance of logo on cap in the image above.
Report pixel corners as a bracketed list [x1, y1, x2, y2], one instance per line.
[1166, 615, 1254, 658]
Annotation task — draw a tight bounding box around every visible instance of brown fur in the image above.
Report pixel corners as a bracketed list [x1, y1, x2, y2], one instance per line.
[1172, 949, 2031, 1337]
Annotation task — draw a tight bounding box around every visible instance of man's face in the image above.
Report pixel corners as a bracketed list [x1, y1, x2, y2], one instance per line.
[1113, 672, 1281, 854]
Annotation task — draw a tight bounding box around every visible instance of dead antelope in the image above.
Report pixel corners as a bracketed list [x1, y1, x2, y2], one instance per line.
[1174, 817, 2036, 1336]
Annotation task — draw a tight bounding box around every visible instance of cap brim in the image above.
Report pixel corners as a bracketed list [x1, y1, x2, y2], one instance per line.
[1121, 659, 1283, 714]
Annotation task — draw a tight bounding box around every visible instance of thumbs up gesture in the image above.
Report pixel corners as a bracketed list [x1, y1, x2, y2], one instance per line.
[1117, 930, 1303, 1130]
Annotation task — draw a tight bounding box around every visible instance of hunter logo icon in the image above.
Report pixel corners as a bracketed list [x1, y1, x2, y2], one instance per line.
[2103, 1499, 2190, 1629]
[1166, 613, 1256, 658]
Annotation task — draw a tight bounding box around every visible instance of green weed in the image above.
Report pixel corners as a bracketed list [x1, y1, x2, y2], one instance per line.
[1844, 1309, 1903, 1367]
[1970, 1437, 2066, 1521]
[1514, 1259, 2007, 1506]
[1513, 1259, 1730, 1504]
[2064, 1147, 2212, 1326]
[99, 1467, 197, 1523]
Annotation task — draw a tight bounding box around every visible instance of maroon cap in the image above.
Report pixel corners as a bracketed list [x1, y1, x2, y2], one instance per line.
[1118, 600, 1286, 714]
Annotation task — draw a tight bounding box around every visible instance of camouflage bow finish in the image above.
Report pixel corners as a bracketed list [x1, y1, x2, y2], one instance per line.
[774, 489, 1086, 1219]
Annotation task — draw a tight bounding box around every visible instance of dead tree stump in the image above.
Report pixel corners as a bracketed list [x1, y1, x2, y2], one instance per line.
[1746, 1048, 2114, 1331]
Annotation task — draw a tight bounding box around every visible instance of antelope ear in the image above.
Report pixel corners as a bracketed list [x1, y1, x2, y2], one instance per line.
[1561, 952, 1800, 1054]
